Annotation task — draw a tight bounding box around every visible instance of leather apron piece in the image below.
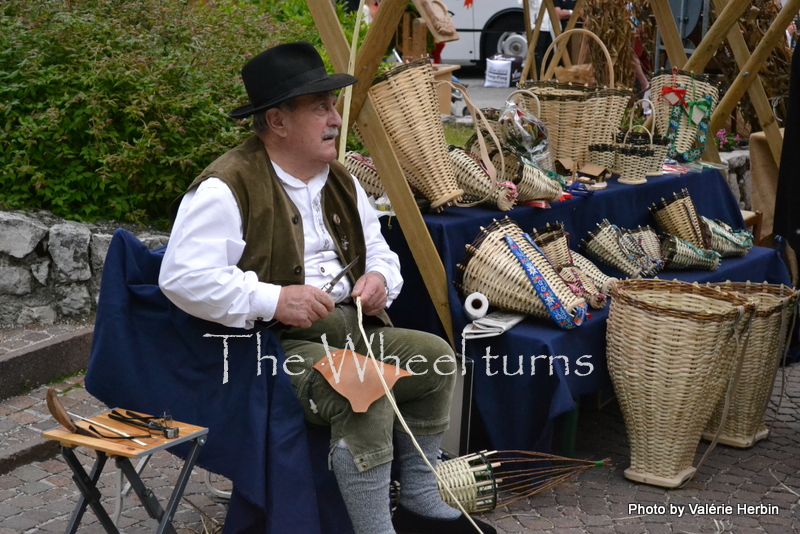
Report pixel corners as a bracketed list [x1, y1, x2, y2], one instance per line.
[312, 349, 411, 413]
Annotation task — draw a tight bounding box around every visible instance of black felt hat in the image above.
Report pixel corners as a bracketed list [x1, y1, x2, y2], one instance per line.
[229, 41, 357, 119]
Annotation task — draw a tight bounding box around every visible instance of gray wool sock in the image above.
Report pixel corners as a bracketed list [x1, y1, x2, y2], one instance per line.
[330, 442, 395, 534]
[395, 431, 461, 519]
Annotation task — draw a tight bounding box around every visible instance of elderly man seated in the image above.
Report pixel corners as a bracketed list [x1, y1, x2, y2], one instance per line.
[158, 41, 495, 534]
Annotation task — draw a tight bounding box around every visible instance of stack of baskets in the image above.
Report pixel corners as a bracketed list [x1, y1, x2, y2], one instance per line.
[456, 217, 588, 329]
[517, 29, 632, 168]
[581, 220, 662, 278]
[702, 281, 800, 448]
[607, 279, 756, 487]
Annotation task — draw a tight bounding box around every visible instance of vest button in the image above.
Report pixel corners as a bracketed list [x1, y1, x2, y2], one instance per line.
[292, 215, 300, 225]
[294, 266, 302, 275]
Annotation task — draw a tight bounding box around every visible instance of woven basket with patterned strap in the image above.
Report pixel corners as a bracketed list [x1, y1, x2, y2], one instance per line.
[662, 234, 721, 271]
[701, 216, 754, 258]
[607, 279, 756, 487]
[517, 29, 632, 167]
[368, 59, 463, 210]
[649, 189, 712, 249]
[650, 68, 720, 163]
[701, 282, 799, 448]
[456, 217, 586, 325]
[581, 220, 649, 278]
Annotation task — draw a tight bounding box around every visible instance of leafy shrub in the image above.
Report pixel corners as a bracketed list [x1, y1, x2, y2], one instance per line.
[0, 0, 316, 225]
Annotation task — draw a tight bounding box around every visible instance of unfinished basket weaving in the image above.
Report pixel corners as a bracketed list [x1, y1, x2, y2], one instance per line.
[702, 282, 799, 448]
[701, 216, 754, 258]
[662, 234, 721, 271]
[369, 60, 463, 210]
[650, 69, 720, 163]
[436, 450, 609, 513]
[581, 220, 654, 278]
[649, 189, 712, 249]
[456, 218, 587, 328]
[344, 151, 385, 198]
[448, 146, 516, 211]
[607, 279, 756, 487]
[517, 29, 632, 167]
[530, 223, 606, 309]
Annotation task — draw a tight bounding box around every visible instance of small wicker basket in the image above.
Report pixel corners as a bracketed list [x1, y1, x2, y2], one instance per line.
[489, 149, 563, 202]
[649, 189, 712, 250]
[581, 220, 651, 278]
[662, 234, 721, 271]
[607, 279, 756, 487]
[702, 282, 800, 448]
[701, 216, 754, 258]
[344, 151, 385, 198]
[448, 146, 516, 211]
[368, 59, 463, 210]
[629, 225, 665, 273]
[456, 218, 587, 327]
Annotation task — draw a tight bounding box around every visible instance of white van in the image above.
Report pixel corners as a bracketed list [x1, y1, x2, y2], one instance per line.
[439, 0, 531, 65]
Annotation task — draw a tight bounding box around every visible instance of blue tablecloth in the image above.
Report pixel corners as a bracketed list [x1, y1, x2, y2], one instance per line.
[383, 169, 792, 452]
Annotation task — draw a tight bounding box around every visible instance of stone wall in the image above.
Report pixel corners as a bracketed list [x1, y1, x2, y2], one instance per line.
[0, 210, 168, 325]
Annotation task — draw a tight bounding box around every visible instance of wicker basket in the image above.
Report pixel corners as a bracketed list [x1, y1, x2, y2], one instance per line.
[448, 146, 516, 211]
[456, 218, 587, 327]
[701, 216, 754, 258]
[629, 225, 665, 273]
[571, 251, 618, 295]
[368, 59, 463, 210]
[517, 29, 632, 167]
[607, 279, 756, 487]
[702, 282, 799, 448]
[581, 220, 653, 278]
[530, 223, 607, 308]
[489, 148, 563, 202]
[650, 68, 720, 163]
[615, 125, 655, 186]
[662, 234, 721, 271]
[344, 151, 385, 198]
[649, 189, 712, 250]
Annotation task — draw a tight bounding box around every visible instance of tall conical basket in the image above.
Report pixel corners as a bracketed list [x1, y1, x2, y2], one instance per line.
[702, 282, 800, 448]
[368, 60, 464, 210]
[607, 279, 755, 487]
[649, 189, 711, 250]
[456, 218, 587, 328]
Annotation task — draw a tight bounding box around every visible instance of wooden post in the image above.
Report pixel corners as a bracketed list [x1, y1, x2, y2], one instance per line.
[306, 0, 456, 346]
[649, 0, 688, 70]
[542, 0, 587, 80]
[706, 0, 800, 165]
[521, 1, 550, 82]
[682, 0, 752, 73]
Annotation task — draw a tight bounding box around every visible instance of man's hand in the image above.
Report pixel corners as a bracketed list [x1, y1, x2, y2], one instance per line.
[352, 272, 388, 316]
[274, 285, 334, 329]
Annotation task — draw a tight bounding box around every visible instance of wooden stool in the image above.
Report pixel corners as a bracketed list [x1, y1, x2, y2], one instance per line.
[741, 209, 763, 246]
[42, 411, 208, 534]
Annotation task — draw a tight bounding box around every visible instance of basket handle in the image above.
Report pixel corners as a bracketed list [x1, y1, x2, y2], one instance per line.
[540, 28, 615, 88]
[626, 98, 656, 131]
[506, 89, 541, 117]
[622, 124, 653, 148]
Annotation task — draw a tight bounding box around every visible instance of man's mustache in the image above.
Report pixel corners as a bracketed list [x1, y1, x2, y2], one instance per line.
[323, 128, 339, 140]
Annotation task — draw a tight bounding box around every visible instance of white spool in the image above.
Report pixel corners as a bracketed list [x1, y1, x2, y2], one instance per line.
[464, 292, 489, 321]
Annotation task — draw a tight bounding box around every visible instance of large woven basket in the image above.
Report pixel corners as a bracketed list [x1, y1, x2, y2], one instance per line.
[607, 279, 756, 487]
[650, 69, 720, 163]
[649, 189, 712, 250]
[517, 29, 632, 167]
[456, 217, 587, 327]
[701, 216, 754, 258]
[344, 151, 385, 198]
[702, 282, 799, 448]
[369, 60, 463, 210]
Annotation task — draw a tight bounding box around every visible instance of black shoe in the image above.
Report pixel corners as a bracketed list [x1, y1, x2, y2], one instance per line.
[392, 504, 497, 534]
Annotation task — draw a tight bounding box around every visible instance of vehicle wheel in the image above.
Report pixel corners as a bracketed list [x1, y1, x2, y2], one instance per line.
[481, 15, 527, 65]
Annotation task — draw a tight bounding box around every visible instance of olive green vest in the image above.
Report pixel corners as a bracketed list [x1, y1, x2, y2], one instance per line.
[181, 136, 390, 325]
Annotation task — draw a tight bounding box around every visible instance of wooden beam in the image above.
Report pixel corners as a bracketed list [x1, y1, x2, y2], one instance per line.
[346, 0, 407, 122]
[523, 0, 532, 45]
[521, 3, 548, 82]
[649, 0, 688, 70]
[682, 0, 752, 74]
[357, 99, 455, 346]
[707, 0, 800, 161]
[541, 0, 573, 75]
[306, 0, 456, 345]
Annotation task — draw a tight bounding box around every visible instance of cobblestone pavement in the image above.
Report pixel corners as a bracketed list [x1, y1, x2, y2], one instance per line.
[1, 363, 799, 533]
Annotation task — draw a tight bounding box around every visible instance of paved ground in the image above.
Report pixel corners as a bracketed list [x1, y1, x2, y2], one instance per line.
[1, 357, 798, 533]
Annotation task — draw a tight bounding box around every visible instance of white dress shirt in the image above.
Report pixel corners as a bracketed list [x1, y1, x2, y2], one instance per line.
[159, 162, 402, 329]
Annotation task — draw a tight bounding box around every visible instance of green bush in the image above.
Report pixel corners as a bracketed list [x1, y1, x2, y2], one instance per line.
[0, 0, 320, 225]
